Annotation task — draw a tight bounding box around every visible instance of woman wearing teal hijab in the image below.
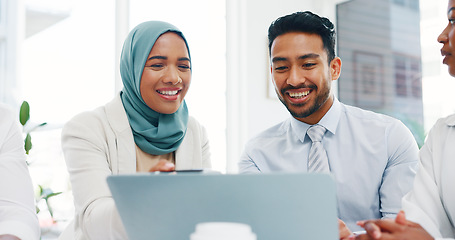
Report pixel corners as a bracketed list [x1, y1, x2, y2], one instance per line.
[59, 21, 211, 239]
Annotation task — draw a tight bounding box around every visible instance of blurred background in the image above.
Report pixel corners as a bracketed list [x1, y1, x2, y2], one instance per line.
[0, 0, 451, 238]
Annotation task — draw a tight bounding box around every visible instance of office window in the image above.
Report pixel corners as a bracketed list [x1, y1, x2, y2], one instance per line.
[337, 0, 425, 146]
[393, 0, 406, 6]
[393, 0, 419, 10]
[23, 1, 114, 124]
[21, 0, 115, 233]
[395, 57, 408, 97]
[393, 55, 422, 98]
[411, 59, 422, 98]
[409, 0, 420, 10]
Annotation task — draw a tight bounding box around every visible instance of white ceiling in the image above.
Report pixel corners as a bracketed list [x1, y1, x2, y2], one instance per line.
[25, 6, 70, 38]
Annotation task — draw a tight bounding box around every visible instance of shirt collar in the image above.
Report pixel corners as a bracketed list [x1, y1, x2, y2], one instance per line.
[444, 114, 455, 127]
[290, 97, 341, 142]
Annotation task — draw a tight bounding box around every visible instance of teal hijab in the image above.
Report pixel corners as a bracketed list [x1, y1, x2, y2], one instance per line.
[120, 21, 190, 155]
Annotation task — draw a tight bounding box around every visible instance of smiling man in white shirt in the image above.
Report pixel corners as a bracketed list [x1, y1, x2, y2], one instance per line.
[0, 103, 40, 240]
[238, 11, 419, 239]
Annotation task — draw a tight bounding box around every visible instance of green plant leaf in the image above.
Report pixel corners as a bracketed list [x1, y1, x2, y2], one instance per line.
[29, 122, 48, 132]
[19, 101, 30, 126]
[24, 133, 32, 155]
[44, 192, 63, 200]
[38, 185, 44, 195]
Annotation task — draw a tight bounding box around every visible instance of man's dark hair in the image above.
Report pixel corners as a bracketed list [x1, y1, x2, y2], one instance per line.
[268, 11, 336, 63]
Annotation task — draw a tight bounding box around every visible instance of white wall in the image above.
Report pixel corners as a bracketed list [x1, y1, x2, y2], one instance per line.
[1, 0, 25, 108]
[226, 0, 347, 172]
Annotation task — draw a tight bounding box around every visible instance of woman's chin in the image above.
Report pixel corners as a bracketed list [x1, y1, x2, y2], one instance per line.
[153, 104, 181, 115]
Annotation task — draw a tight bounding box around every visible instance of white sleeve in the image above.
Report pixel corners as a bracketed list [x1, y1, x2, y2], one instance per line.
[402, 120, 454, 239]
[379, 119, 419, 218]
[0, 105, 40, 240]
[199, 122, 211, 169]
[61, 113, 127, 239]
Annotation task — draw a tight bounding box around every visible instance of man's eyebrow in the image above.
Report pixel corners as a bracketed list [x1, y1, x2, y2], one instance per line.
[272, 53, 320, 63]
[271, 57, 287, 63]
[298, 53, 320, 60]
[178, 57, 190, 62]
[449, 7, 455, 14]
[148, 56, 167, 61]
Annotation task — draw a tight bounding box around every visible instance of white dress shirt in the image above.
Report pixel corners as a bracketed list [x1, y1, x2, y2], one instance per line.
[402, 114, 455, 240]
[0, 104, 40, 240]
[239, 98, 419, 231]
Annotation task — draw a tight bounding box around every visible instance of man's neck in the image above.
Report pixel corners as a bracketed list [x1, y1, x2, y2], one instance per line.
[295, 95, 334, 125]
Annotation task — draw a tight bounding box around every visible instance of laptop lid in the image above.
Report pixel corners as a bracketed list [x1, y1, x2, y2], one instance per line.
[107, 172, 338, 240]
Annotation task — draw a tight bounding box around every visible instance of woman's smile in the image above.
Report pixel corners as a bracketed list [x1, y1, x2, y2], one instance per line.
[156, 88, 182, 100]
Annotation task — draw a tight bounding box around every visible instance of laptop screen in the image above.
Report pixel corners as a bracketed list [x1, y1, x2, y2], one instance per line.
[107, 172, 338, 240]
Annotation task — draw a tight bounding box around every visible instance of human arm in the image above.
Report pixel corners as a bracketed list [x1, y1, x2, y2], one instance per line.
[238, 141, 262, 173]
[354, 119, 455, 240]
[399, 118, 455, 239]
[354, 211, 435, 240]
[0, 235, 20, 240]
[61, 113, 127, 239]
[148, 160, 175, 172]
[238, 154, 261, 173]
[378, 121, 419, 218]
[0, 106, 40, 240]
[339, 219, 353, 240]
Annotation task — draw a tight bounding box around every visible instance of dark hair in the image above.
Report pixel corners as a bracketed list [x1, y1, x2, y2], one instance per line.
[268, 11, 336, 63]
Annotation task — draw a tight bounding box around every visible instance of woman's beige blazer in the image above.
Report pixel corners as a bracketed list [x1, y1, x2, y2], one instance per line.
[59, 94, 211, 239]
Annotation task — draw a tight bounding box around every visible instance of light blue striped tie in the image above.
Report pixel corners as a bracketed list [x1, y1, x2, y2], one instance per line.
[307, 124, 330, 173]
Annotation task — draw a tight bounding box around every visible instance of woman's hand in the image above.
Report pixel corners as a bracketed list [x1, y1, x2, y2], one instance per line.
[339, 218, 353, 239]
[0, 235, 20, 240]
[148, 160, 175, 172]
[355, 211, 434, 240]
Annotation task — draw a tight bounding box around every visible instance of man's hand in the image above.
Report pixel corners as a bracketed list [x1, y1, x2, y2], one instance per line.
[148, 160, 175, 172]
[355, 211, 434, 240]
[339, 218, 353, 239]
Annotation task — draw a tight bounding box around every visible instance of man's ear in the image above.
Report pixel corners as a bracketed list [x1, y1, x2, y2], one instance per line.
[330, 57, 342, 81]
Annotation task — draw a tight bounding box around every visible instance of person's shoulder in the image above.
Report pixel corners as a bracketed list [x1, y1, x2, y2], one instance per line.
[428, 114, 455, 133]
[187, 116, 200, 127]
[0, 103, 16, 124]
[66, 105, 108, 127]
[0, 102, 14, 113]
[186, 115, 207, 131]
[341, 103, 400, 124]
[0, 104, 19, 143]
[67, 96, 123, 127]
[340, 103, 414, 142]
[246, 119, 290, 144]
[62, 102, 116, 139]
[440, 113, 455, 127]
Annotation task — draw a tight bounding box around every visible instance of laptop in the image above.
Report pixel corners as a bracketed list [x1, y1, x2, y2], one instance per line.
[107, 172, 338, 240]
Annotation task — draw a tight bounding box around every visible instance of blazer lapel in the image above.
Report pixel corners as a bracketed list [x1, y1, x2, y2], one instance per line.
[105, 94, 136, 174]
[175, 127, 194, 170]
